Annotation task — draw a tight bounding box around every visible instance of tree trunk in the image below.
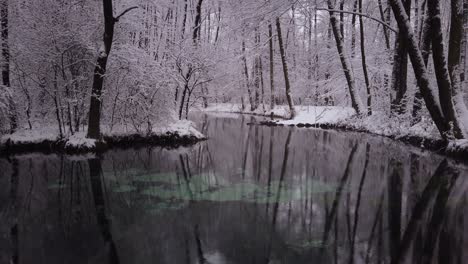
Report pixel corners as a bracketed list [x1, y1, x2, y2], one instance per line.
[1, 0, 16, 133]
[87, 0, 116, 139]
[87, 2, 136, 139]
[412, 1, 430, 121]
[193, 0, 204, 44]
[242, 38, 254, 110]
[327, 0, 365, 115]
[448, 0, 468, 136]
[268, 23, 275, 110]
[388, 0, 450, 139]
[253, 28, 261, 110]
[275, 17, 295, 119]
[181, 0, 188, 38]
[339, 0, 345, 39]
[351, 0, 358, 57]
[390, 0, 410, 114]
[428, 0, 464, 138]
[359, 0, 372, 115]
[378, 0, 391, 49]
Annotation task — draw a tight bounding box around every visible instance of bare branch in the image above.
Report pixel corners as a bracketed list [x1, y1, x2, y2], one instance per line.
[114, 6, 138, 22]
[317, 7, 398, 33]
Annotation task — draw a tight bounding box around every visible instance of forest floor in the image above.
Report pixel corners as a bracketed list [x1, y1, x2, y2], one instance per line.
[0, 120, 205, 154]
[202, 103, 468, 161]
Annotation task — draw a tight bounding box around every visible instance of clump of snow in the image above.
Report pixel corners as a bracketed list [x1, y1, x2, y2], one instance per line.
[447, 139, 468, 153]
[152, 120, 206, 139]
[65, 132, 97, 150]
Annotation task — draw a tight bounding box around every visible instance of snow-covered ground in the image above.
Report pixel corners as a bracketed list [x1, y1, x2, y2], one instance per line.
[202, 103, 442, 140]
[203, 103, 354, 121]
[1, 120, 205, 151]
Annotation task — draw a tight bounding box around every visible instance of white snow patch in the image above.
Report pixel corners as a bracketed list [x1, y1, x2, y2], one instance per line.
[278, 106, 356, 125]
[1, 127, 59, 144]
[1, 120, 205, 150]
[447, 139, 468, 153]
[65, 132, 97, 149]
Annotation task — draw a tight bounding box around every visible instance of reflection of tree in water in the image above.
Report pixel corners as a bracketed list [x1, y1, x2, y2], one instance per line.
[88, 157, 120, 264]
[1, 115, 468, 264]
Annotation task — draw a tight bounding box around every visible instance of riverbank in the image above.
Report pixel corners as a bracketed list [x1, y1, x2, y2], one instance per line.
[202, 104, 468, 161]
[0, 120, 206, 155]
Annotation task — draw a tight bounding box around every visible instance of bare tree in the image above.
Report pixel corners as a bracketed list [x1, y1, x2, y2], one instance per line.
[87, 0, 137, 139]
[276, 16, 295, 118]
[327, 0, 365, 116]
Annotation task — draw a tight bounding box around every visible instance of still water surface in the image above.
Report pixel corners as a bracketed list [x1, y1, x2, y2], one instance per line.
[0, 113, 467, 264]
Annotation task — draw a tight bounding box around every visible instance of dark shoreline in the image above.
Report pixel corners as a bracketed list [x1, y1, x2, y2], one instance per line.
[258, 120, 468, 163]
[0, 132, 206, 156]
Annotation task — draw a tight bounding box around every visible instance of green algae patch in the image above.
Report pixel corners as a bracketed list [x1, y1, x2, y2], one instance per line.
[113, 185, 137, 193]
[133, 172, 179, 184]
[140, 179, 337, 203]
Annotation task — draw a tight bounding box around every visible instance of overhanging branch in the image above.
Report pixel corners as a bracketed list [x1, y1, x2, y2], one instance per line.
[317, 7, 398, 33]
[114, 6, 138, 22]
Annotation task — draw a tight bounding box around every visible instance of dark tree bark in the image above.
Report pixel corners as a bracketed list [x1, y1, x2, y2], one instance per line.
[276, 17, 295, 118]
[412, 1, 430, 122]
[448, 0, 468, 136]
[388, 0, 450, 139]
[181, 0, 188, 38]
[351, 0, 358, 57]
[193, 0, 204, 44]
[268, 23, 275, 110]
[241, 38, 254, 110]
[1, 0, 16, 133]
[359, 0, 372, 115]
[390, 0, 410, 114]
[253, 28, 261, 110]
[377, 0, 391, 49]
[87, 0, 116, 139]
[427, 0, 464, 138]
[87, 2, 137, 139]
[327, 0, 364, 115]
[339, 0, 345, 39]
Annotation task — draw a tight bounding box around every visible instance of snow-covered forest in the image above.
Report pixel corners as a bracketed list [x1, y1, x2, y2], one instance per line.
[3, 1, 468, 263]
[0, 0, 468, 147]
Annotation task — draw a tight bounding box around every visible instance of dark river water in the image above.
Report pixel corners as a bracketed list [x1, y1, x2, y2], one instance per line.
[1, 113, 467, 264]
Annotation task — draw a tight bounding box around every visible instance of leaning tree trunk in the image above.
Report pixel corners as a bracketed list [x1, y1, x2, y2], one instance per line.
[388, 0, 450, 139]
[1, 0, 16, 133]
[327, 0, 365, 115]
[427, 0, 464, 138]
[378, 0, 391, 49]
[276, 17, 295, 119]
[87, 0, 136, 139]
